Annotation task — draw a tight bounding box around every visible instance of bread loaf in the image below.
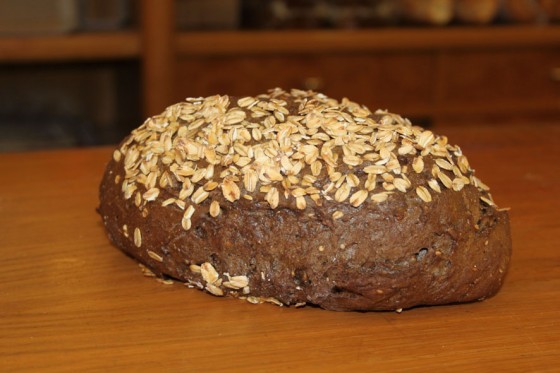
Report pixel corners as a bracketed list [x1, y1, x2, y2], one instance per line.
[98, 88, 511, 311]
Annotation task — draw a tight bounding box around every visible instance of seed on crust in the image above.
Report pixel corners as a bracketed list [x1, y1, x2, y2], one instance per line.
[280, 156, 293, 173]
[382, 182, 395, 191]
[365, 174, 377, 191]
[157, 278, 174, 285]
[398, 143, 414, 155]
[346, 173, 360, 188]
[437, 171, 453, 189]
[458, 155, 470, 174]
[184, 205, 195, 220]
[332, 211, 344, 220]
[222, 177, 241, 202]
[364, 165, 386, 175]
[224, 110, 246, 125]
[412, 156, 424, 173]
[252, 127, 262, 141]
[393, 178, 409, 193]
[452, 165, 463, 178]
[371, 192, 389, 203]
[201, 262, 220, 285]
[223, 275, 249, 289]
[209, 200, 221, 217]
[472, 175, 490, 191]
[134, 227, 142, 247]
[191, 187, 209, 204]
[296, 196, 307, 210]
[349, 189, 368, 207]
[302, 175, 317, 187]
[243, 170, 258, 192]
[416, 186, 432, 202]
[264, 297, 283, 306]
[179, 183, 194, 200]
[291, 187, 307, 198]
[122, 182, 136, 200]
[428, 179, 441, 193]
[452, 177, 465, 191]
[480, 195, 495, 206]
[265, 187, 279, 209]
[191, 168, 207, 183]
[343, 154, 362, 167]
[113, 150, 122, 162]
[417, 130, 435, 149]
[181, 216, 192, 231]
[435, 158, 454, 171]
[334, 183, 351, 202]
[189, 264, 201, 273]
[203, 181, 219, 191]
[147, 250, 163, 262]
[138, 263, 155, 277]
[246, 296, 260, 304]
[310, 160, 322, 176]
[237, 96, 256, 107]
[206, 283, 224, 296]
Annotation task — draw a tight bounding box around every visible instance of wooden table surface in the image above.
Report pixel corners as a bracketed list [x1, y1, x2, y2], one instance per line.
[1, 123, 559, 372]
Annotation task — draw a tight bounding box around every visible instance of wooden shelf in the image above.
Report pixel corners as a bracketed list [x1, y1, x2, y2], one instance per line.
[2, 25, 556, 63]
[0, 31, 140, 63]
[435, 98, 560, 115]
[176, 25, 560, 56]
[1, 12, 558, 123]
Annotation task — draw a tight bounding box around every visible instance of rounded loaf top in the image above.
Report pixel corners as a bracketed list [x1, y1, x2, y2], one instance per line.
[101, 87, 511, 311]
[112, 88, 496, 228]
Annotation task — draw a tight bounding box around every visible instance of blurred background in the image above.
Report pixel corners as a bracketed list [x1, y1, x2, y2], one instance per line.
[0, 0, 559, 152]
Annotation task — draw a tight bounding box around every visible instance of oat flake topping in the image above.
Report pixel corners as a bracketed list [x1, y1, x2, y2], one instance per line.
[115, 88, 495, 230]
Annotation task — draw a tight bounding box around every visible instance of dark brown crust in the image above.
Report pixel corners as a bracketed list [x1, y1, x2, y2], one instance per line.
[99, 153, 511, 311]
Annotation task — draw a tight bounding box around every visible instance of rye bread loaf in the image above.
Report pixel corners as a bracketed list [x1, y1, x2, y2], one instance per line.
[98, 88, 511, 311]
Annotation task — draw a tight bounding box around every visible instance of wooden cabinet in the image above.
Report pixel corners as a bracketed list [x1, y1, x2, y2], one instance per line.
[0, 0, 559, 130]
[175, 53, 437, 119]
[173, 28, 560, 126]
[437, 49, 560, 114]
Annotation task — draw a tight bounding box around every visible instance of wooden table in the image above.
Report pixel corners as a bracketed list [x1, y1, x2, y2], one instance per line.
[1, 123, 559, 372]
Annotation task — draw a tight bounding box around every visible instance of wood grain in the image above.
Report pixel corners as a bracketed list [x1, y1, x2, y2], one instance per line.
[1, 124, 559, 372]
[0, 32, 140, 62]
[173, 28, 560, 126]
[174, 54, 437, 119]
[175, 26, 560, 56]
[140, 0, 175, 117]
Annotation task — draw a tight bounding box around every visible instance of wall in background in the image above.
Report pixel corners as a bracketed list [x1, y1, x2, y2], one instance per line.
[0, 0, 559, 152]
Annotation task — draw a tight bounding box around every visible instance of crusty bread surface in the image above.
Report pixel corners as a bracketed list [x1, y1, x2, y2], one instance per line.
[99, 88, 511, 311]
